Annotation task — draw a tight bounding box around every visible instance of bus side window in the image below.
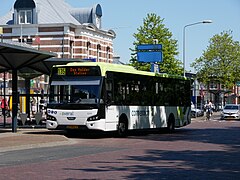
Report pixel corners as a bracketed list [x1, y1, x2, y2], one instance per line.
[114, 82, 121, 104]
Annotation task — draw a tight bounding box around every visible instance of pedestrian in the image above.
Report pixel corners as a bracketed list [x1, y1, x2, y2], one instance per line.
[205, 100, 213, 120]
[1, 98, 8, 116]
[208, 100, 213, 114]
[31, 97, 37, 115]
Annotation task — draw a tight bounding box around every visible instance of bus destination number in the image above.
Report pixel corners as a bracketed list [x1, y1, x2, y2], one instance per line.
[58, 68, 66, 75]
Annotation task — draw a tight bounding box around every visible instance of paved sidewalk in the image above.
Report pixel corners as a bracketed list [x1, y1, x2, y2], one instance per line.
[0, 128, 74, 152]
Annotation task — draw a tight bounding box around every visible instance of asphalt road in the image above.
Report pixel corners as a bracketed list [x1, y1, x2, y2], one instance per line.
[0, 117, 239, 180]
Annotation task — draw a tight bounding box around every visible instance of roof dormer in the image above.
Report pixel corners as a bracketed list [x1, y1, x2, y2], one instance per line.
[13, 0, 37, 24]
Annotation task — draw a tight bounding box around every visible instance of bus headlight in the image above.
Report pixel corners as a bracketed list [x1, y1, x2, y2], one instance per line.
[87, 115, 100, 121]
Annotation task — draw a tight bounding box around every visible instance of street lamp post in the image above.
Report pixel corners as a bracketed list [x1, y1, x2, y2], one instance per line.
[183, 20, 212, 77]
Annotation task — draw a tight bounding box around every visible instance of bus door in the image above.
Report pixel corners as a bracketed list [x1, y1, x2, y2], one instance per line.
[104, 77, 118, 131]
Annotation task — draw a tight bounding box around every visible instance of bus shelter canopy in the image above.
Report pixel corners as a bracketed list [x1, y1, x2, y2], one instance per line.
[0, 41, 56, 132]
[0, 41, 56, 72]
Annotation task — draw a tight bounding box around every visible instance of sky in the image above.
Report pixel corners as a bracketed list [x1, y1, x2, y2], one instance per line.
[0, 0, 240, 72]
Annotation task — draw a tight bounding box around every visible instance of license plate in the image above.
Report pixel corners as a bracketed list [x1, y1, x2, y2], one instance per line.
[67, 125, 79, 129]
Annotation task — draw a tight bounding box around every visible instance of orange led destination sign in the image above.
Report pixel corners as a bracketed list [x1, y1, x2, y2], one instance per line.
[57, 66, 100, 76]
[69, 67, 90, 75]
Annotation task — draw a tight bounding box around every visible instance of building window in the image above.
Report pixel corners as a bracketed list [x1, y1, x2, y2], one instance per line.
[97, 44, 101, 62]
[70, 40, 74, 58]
[87, 41, 91, 58]
[19, 10, 32, 24]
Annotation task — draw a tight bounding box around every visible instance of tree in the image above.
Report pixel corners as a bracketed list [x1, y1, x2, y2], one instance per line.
[191, 31, 240, 88]
[129, 13, 183, 75]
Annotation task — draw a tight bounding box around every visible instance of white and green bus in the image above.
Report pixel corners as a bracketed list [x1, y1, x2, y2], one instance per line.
[46, 62, 191, 136]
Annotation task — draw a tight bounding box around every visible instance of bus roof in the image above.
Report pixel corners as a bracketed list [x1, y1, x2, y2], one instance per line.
[54, 62, 187, 80]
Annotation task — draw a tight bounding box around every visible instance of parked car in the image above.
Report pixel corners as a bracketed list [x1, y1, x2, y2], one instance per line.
[191, 108, 204, 118]
[221, 104, 240, 120]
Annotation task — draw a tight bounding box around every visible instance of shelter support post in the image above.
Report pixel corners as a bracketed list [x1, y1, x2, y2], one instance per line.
[3, 72, 6, 127]
[12, 69, 18, 133]
[25, 78, 31, 118]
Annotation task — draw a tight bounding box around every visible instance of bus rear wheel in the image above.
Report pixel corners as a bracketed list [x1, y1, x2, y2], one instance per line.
[167, 116, 175, 133]
[117, 120, 128, 137]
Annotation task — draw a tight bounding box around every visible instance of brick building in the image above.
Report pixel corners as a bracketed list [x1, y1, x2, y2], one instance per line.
[0, 0, 116, 95]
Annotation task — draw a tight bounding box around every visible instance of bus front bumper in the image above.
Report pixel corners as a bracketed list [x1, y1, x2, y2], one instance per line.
[46, 119, 107, 131]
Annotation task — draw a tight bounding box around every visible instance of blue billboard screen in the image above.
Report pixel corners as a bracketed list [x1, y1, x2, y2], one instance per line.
[137, 44, 163, 63]
[137, 51, 162, 63]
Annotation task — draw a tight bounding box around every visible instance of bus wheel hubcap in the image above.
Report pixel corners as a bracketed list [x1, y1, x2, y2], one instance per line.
[119, 122, 125, 132]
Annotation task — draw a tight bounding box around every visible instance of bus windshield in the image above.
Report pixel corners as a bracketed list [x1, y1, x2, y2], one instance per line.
[49, 76, 102, 105]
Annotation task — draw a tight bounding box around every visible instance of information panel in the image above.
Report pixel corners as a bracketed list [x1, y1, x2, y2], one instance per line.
[137, 44, 163, 63]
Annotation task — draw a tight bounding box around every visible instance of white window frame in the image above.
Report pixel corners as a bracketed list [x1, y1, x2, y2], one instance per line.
[19, 10, 32, 24]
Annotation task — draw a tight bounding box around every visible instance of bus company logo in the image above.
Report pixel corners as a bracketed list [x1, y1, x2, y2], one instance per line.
[61, 112, 74, 116]
[131, 110, 149, 116]
[47, 110, 57, 115]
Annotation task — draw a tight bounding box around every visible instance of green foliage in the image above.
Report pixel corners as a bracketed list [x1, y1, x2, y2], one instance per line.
[129, 13, 183, 75]
[191, 31, 240, 88]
